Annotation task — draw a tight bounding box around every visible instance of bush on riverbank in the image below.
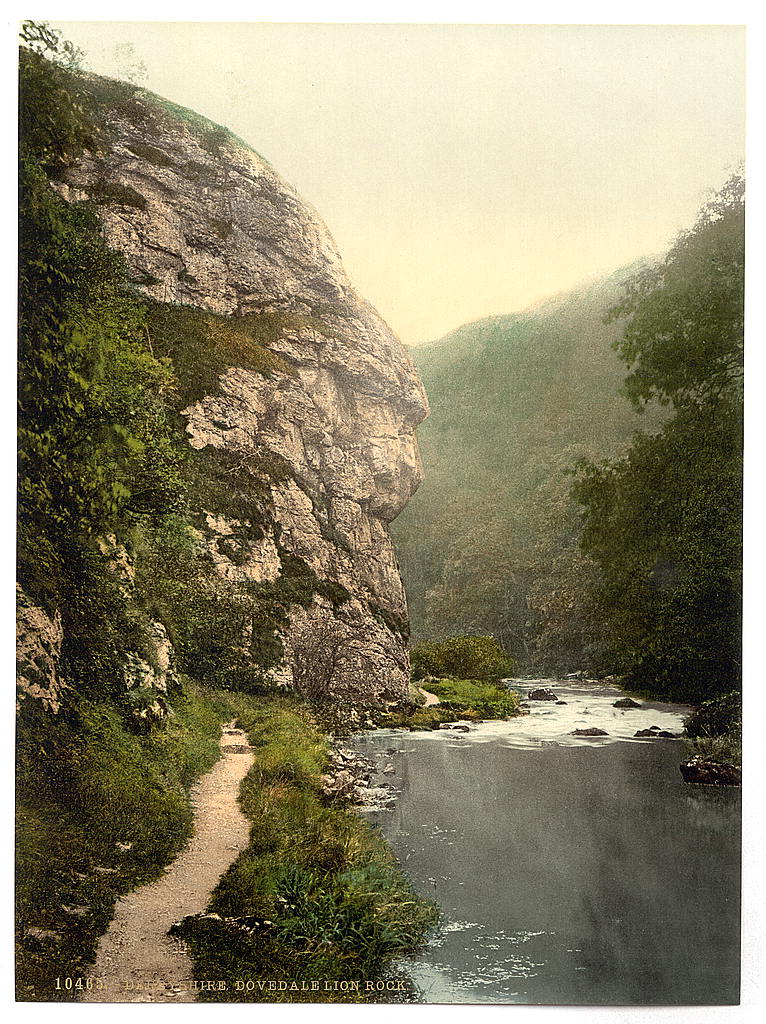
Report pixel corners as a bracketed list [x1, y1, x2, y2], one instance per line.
[411, 635, 515, 683]
[183, 696, 438, 1001]
[683, 690, 742, 766]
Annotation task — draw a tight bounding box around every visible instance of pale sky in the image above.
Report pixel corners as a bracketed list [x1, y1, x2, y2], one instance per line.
[52, 22, 745, 345]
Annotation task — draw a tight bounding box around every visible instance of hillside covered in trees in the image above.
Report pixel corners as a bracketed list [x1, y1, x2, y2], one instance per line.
[393, 268, 665, 673]
[394, 179, 743, 702]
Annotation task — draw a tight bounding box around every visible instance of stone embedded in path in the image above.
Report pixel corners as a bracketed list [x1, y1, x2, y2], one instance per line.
[61, 904, 90, 918]
[25, 927, 63, 946]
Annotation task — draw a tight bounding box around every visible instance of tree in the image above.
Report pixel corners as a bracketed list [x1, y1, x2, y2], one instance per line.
[18, 30, 184, 695]
[607, 174, 744, 412]
[573, 176, 744, 702]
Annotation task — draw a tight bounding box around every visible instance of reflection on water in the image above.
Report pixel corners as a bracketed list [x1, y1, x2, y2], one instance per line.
[354, 681, 740, 1005]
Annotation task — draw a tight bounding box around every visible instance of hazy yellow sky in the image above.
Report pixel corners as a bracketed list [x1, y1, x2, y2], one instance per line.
[53, 22, 745, 345]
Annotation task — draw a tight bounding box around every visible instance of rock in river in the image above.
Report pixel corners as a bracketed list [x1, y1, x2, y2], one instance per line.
[613, 697, 642, 709]
[570, 727, 609, 737]
[680, 759, 742, 786]
[635, 727, 679, 738]
[528, 687, 558, 701]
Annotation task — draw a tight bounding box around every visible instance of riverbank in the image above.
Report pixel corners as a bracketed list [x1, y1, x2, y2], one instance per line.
[375, 677, 521, 731]
[16, 686, 438, 1003]
[82, 724, 254, 1002]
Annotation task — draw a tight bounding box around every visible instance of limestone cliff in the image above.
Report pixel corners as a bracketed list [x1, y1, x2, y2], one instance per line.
[49, 79, 427, 701]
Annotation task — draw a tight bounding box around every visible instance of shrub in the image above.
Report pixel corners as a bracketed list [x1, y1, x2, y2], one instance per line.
[683, 691, 741, 739]
[411, 635, 515, 683]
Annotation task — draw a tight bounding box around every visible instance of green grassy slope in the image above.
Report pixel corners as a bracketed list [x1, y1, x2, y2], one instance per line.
[393, 269, 664, 671]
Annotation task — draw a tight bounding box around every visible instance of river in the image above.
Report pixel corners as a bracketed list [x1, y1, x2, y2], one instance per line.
[353, 679, 741, 1005]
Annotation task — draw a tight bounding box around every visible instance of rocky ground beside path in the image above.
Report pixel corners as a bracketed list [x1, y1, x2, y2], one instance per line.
[320, 745, 399, 811]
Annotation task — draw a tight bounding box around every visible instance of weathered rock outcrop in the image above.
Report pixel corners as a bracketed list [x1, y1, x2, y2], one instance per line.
[16, 585, 67, 714]
[53, 81, 428, 700]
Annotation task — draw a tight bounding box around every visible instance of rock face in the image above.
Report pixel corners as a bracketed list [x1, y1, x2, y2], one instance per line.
[16, 586, 67, 714]
[54, 82, 428, 700]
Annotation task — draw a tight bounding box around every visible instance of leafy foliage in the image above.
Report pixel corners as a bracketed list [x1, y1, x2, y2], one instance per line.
[411, 634, 515, 682]
[574, 177, 744, 701]
[18, 23, 90, 173]
[683, 691, 742, 740]
[608, 175, 744, 411]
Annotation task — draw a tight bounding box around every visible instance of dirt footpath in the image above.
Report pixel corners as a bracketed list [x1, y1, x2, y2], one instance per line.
[83, 723, 254, 1003]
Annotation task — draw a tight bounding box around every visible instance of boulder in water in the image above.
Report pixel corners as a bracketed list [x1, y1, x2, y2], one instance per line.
[528, 687, 558, 701]
[613, 697, 642, 709]
[680, 758, 741, 786]
[571, 727, 608, 737]
[635, 726, 679, 738]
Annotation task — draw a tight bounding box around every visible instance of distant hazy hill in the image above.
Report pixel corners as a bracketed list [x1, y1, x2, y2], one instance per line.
[393, 265, 663, 669]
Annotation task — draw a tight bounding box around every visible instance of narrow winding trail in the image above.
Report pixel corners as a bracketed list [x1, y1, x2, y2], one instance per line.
[83, 723, 254, 1003]
[418, 687, 440, 707]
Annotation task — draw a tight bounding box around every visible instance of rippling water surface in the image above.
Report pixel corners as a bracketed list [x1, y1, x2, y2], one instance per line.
[354, 679, 740, 1005]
